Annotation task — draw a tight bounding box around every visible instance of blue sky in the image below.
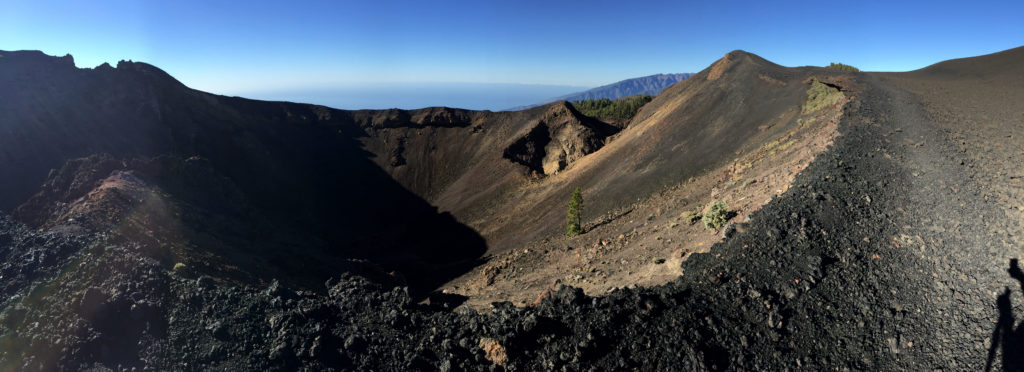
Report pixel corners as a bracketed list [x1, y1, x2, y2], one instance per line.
[1, 0, 1022, 109]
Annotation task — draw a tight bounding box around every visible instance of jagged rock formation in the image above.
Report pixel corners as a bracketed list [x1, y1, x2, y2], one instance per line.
[502, 102, 617, 175]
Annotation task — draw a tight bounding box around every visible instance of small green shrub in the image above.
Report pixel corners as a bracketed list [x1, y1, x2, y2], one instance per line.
[702, 201, 731, 230]
[172, 262, 187, 273]
[825, 62, 859, 72]
[802, 79, 845, 114]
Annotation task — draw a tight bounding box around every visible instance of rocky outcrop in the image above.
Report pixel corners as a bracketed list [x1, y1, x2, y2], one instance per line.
[12, 155, 125, 227]
[502, 102, 617, 175]
[502, 123, 551, 174]
[13, 155, 249, 230]
[411, 107, 473, 127]
[353, 106, 475, 130]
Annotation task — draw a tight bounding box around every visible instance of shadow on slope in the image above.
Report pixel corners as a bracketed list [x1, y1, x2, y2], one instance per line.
[986, 259, 1024, 371]
[0, 50, 486, 297]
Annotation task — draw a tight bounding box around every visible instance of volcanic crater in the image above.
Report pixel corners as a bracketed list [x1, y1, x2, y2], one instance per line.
[0, 47, 1022, 370]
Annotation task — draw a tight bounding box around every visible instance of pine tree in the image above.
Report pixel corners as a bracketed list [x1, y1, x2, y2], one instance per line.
[566, 187, 584, 237]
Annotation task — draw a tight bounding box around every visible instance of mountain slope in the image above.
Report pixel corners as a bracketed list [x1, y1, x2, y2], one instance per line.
[508, 73, 693, 110]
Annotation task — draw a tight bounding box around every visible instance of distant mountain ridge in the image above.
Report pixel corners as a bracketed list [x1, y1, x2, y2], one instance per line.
[508, 73, 693, 110]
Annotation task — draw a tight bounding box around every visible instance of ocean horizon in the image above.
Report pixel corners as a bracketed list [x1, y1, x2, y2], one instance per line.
[225, 82, 590, 111]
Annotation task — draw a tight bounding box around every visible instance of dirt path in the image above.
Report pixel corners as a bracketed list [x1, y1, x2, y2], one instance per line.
[877, 69, 1024, 370]
[854, 73, 1023, 369]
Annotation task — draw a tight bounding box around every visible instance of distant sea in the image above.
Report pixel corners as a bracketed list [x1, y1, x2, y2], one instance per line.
[231, 82, 589, 111]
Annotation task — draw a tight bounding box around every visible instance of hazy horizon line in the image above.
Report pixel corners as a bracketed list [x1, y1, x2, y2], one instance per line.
[226, 82, 593, 111]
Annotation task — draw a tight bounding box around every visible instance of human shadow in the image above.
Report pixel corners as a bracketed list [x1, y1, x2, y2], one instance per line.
[985, 258, 1024, 371]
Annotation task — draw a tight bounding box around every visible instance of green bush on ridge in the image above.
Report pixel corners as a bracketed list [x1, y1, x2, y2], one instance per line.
[571, 95, 653, 121]
[825, 62, 859, 72]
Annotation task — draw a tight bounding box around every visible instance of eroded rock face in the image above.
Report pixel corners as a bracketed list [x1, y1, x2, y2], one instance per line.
[503, 123, 551, 174]
[371, 109, 412, 128]
[354, 107, 473, 130]
[541, 119, 604, 175]
[503, 102, 616, 176]
[411, 107, 471, 127]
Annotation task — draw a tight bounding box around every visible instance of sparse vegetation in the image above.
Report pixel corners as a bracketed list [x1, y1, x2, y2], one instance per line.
[702, 201, 731, 230]
[684, 206, 703, 225]
[740, 178, 757, 190]
[571, 95, 653, 120]
[802, 79, 845, 114]
[825, 62, 859, 72]
[566, 187, 584, 237]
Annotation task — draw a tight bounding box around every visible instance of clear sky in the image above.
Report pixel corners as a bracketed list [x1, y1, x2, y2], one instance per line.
[1, 0, 1022, 109]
